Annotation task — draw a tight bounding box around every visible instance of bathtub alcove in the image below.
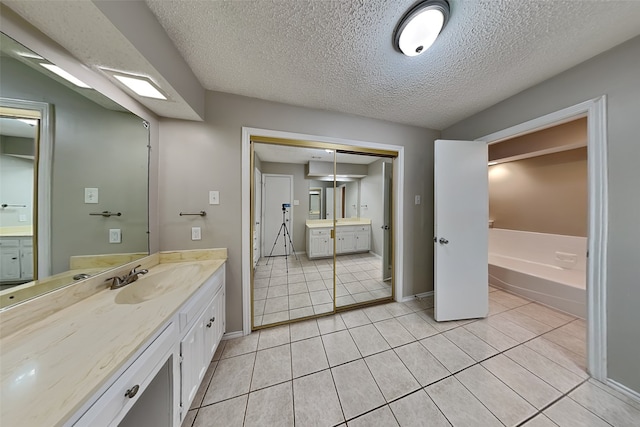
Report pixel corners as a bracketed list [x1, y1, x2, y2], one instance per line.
[488, 228, 586, 318]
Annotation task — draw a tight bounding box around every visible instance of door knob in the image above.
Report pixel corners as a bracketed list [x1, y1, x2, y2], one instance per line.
[439, 238, 449, 244]
[381, 225, 390, 230]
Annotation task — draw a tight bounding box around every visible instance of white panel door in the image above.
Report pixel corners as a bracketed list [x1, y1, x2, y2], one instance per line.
[434, 139, 488, 321]
[325, 187, 334, 220]
[263, 174, 293, 257]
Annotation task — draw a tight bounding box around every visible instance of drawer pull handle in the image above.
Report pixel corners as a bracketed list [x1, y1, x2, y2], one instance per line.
[206, 317, 216, 328]
[125, 385, 140, 399]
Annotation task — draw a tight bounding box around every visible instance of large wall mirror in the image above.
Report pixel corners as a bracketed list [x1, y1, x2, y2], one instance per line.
[251, 140, 395, 329]
[0, 33, 149, 309]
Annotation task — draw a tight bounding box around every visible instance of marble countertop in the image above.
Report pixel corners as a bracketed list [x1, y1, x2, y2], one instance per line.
[0, 252, 226, 427]
[306, 218, 372, 228]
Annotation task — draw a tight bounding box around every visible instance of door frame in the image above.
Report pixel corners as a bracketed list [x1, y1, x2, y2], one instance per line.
[0, 98, 53, 279]
[477, 96, 607, 381]
[261, 173, 294, 256]
[242, 127, 405, 335]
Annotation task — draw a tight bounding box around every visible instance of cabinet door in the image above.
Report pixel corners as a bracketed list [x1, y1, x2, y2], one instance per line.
[20, 246, 33, 279]
[0, 247, 21, 280]
[180, 317, 206, 410]
[203, 294, 220, 360]
[355, 230, 370, 252]
[339, 231, 356, 253]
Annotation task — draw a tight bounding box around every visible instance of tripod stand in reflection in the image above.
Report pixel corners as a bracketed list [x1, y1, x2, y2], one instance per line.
[266, 204, 298, 272]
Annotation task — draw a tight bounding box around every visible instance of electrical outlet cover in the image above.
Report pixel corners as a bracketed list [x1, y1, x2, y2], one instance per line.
[109, 228, 121, 243]
[191, 227, 202, 240]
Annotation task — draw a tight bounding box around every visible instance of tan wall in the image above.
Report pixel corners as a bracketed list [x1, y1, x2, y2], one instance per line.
[489, 148, 587, 237]
[489, 117, 587, 161]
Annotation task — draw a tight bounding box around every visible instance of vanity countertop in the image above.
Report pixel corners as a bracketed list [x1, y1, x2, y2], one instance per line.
[0, 225, 33, 237]
[305, 218, 372, 228]
[0, 249, 227, 427]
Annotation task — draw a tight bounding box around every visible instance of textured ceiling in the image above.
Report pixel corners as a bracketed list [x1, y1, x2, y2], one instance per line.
[145, 0, 640, 129]
[4, 1, 640, 129]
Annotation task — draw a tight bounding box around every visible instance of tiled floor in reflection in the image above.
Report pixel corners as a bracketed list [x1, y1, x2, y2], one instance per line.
[253, 252, 392, 326]
[185, 288, 640, 427]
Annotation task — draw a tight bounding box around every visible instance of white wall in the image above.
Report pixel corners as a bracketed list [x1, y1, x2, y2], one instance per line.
[158, 91, 439, 332]
[0, 155, 33, 228]
[443, 36, 640, 394]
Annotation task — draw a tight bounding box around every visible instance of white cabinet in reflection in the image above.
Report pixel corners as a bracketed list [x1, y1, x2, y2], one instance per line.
[306, 224, 371, 259]
[0, 237, 32, 281]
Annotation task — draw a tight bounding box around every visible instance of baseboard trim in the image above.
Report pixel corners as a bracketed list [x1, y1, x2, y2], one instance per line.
[607, 378, 640, 403]
[222, 331, 244, 340]
[401, 291, 434, 303]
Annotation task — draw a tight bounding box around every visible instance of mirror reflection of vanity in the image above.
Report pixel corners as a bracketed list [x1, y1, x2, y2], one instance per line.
[0, 33, 149, 308]
[252, 141, 395, 328]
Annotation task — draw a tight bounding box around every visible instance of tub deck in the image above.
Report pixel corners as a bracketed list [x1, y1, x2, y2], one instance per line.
[489, 253, 586, 318]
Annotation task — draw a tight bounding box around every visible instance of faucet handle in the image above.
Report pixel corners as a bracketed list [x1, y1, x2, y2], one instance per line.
[105, 276, 124, 288]
[129, 265, 142, 275]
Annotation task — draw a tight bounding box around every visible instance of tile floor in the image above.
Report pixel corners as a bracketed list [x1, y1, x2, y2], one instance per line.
[254, 252, 392, 327]
[185, 288, 640, 427]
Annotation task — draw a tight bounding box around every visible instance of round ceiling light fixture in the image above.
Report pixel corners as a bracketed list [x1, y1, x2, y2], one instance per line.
[394, 0, 450, 57]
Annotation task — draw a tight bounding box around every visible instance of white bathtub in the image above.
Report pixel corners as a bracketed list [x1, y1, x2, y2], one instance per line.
[489, 229, 586, 318]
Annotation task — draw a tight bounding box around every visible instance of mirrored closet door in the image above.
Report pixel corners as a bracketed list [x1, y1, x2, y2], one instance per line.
[250, 138, 396, 330]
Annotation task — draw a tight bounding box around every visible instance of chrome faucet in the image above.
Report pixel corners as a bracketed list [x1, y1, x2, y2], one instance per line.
[106, 265, 149, 290]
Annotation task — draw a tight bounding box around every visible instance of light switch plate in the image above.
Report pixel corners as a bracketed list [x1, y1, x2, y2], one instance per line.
[209, 191, 220, 205]
[293, 200, 299, 206]
[191, 227, 201, 240]
[19, 214, 27, 222]
[415, 195, 421, 205]
[109, 229, 121, 243]
[85, 188, 99, 204]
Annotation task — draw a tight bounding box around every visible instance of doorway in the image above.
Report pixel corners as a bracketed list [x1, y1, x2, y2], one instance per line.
[0, 106, 39, 287]
[478, 97, 607, 381]
[243, 129, 404, 332]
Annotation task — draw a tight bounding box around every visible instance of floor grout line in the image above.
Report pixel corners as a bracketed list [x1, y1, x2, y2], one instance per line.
[191, 289, 593, 427]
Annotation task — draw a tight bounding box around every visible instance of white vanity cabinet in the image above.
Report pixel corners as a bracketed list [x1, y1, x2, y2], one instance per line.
[178, 265, 226, 420]
[307, 228, 333, 258]
[354, 226, 371, 252]
[0, 237, 32, 281]
[307, 225, 371, 259]
[71, 263, 226, 427]
[72, 322, 179, 427]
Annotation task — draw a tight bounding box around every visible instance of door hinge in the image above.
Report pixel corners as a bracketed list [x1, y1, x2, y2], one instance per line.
[330, 229, 335, 239]
[179, 354, 184, 364]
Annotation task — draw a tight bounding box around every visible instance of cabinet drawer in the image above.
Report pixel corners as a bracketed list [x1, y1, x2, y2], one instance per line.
[0, 239, 20, 247]
[179, 266, 225, 332]
[74, 323, 177, 427]
[354, 226, 369, 232]
[310, 229, 331, 236]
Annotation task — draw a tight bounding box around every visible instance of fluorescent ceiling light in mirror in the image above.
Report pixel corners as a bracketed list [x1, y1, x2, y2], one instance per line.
[17, 118, 38, 127]
[39, 63, 91, 88]
[112, 74, 167, 100]
[17, 51, 44, 60]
